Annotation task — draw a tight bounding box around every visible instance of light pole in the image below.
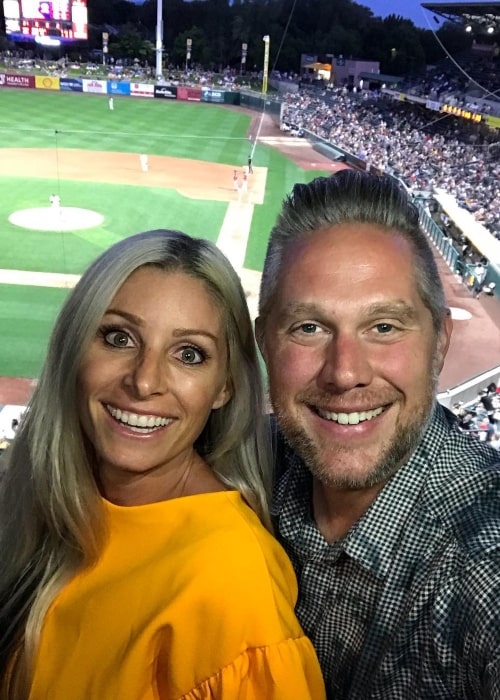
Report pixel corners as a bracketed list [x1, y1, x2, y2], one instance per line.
[262, 35, 270, 95]
[240, 42, 247, 76]
[155, 0, 163, 80]
[186, 37, 192, 74]
[102, 32, 108, 67]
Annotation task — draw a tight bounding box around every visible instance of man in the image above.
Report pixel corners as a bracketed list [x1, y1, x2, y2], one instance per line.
[256, 170, 500, 699]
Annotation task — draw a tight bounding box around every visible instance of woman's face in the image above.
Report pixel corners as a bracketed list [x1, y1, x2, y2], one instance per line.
[77, 266, 231, 501]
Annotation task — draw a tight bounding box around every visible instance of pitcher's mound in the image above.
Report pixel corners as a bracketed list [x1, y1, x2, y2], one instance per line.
[9, 207, 104, 232]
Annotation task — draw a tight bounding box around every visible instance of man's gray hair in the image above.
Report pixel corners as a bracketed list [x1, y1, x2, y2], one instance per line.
[259, 170, 447, 333]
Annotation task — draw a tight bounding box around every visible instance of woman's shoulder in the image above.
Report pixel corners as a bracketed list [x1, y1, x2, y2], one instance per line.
[182, 491, 301, 636]
[190, 491, 291, 567]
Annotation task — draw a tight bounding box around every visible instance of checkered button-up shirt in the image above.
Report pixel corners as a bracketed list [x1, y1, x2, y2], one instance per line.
[272, 404, 500, 699]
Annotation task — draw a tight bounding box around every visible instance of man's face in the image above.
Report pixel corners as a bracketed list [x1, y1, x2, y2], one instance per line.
[258, 223, 452, 490]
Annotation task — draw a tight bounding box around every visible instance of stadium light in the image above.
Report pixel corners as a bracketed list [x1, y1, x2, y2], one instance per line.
[465, 24, 472, 32]
[487, 26, 495, 33]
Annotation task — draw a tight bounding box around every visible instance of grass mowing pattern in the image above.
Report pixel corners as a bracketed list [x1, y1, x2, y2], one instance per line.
[0, 88, 329, 377]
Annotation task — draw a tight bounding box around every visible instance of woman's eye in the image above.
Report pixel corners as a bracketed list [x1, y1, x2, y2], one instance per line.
[375, 323, 394, 334]
[104, 330, 132, 347]
[179, 346, 204, 364]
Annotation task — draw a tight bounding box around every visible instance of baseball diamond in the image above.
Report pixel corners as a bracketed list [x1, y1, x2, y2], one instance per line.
[0, 87, 498, 405]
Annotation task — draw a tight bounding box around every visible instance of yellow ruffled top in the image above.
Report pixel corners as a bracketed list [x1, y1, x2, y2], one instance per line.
[29, 491, 326, 699]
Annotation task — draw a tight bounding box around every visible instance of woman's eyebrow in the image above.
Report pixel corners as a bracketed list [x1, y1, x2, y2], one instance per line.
[103, 309, 144, 325]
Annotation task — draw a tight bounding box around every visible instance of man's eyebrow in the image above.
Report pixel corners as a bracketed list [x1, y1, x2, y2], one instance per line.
[364, 301, 418, 321]
[277, 302, 328, 322]
[277, 301, 419, 324]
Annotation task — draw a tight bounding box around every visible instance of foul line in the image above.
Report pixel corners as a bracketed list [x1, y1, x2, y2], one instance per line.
[0, 269, 79, 288]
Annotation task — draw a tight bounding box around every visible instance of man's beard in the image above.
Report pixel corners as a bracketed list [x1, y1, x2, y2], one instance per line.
[272, 355, 440, 491]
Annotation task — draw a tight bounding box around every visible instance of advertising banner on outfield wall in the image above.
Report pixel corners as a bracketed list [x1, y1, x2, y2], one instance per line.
[154, 85, 177, 99]
[131, 83, 154, 98]
[60, 78, 83, 92]
[0, 73, 35, 89]
[108, 81, 130, 96]
[83, 79, 107, 94]
[201, 88, 225, 104]
[177, 86, 201, 102]
[35, 76, 61, 91]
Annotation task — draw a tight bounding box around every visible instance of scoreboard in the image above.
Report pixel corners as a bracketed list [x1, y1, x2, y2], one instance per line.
[3, 0, 88, 43]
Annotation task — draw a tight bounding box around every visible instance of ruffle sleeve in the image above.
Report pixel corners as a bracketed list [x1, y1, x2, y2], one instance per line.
[178, 636, 326, 700]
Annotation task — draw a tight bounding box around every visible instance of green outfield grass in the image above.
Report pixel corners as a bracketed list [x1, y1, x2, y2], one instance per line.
[1, 178, 228, 273]
[0, 88, 329, 378]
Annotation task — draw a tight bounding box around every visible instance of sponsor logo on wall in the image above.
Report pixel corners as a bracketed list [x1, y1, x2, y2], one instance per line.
[108, 81, 130, 96]
[60, 78, 83, 92]
[201, 88, 224, 103]
[82, 79, 107, 94]
[35, 76, 61, 90]
[177, 86, 201, 102]
[154, 85, 177, 99]
[131, 83, 154, 98]
[0, 73, 34, 88]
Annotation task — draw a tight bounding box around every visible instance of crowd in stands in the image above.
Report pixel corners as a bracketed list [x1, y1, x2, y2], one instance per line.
[280, 88, 500, 240]
[452, 381, 500, 448]
[2, 48, 498, 238]
[404, 48, 500, 112]
[0, 51, 260, 90]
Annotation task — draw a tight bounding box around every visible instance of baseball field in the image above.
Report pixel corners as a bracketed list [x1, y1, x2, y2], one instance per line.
[0, 87, 331, 381]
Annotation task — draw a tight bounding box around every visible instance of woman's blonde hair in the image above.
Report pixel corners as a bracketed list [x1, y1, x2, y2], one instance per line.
[0, 230, 272, 698]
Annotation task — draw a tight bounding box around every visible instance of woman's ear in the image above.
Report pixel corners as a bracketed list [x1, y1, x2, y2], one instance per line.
[212, 379, 233, 410]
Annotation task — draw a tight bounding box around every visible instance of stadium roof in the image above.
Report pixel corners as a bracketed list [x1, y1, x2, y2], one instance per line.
[421, 2, 500, 29]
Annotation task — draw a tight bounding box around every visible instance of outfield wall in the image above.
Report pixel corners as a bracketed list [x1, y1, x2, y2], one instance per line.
[0, 72, 242, 105]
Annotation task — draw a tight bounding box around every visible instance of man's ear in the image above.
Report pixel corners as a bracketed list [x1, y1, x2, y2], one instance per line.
[255, 316, 266, 360]
[436, 308, 453, 372]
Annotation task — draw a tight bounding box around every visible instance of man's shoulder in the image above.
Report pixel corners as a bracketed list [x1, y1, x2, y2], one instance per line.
[423, 410, 500, 557]
[429, 406, 500, 491]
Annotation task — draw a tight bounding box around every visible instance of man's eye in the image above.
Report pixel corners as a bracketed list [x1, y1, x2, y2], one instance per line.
[179, 346, 204, 364]
[375, 323, 394, 334]
[104, 330, 132, 347]
[299, 323, 319, 334]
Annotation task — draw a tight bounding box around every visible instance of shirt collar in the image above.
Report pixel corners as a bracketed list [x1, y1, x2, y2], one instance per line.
[274, 403, 451, 577]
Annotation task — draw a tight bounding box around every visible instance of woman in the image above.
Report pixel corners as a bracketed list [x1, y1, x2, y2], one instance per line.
[0, 230, 326, 699]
